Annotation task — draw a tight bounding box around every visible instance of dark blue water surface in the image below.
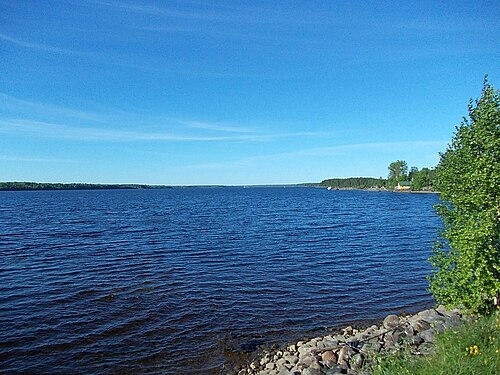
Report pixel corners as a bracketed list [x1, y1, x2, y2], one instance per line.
[0, 188, 440, 374]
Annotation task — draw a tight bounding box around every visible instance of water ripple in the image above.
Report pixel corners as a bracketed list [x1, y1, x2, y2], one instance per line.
[0, 188, 440, 374]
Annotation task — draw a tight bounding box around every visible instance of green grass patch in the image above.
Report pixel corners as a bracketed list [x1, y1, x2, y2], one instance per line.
[371, 310, 500, 375]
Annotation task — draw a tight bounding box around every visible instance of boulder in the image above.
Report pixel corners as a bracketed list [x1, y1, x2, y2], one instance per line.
[412, 319, 431, 333]
[321, 350, 338, 368]
[383, 314, 400, 329]
[418, 309, 445, 325]
[418, 329, 435, 343]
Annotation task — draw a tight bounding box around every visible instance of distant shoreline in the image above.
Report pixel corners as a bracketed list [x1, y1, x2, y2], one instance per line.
[0, 182, 310, 191]
[0, 182, 174, 191]
[0, 182, 439, 193]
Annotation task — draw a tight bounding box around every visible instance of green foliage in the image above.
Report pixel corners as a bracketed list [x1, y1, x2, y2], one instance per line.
[412, 167, 436, 191]
[0, 182, 172, 190]
[371, 311, 500, 375]
[429, 78, 500, 313]
[388, 160, 408, 187]
[320, 177, 386, 189]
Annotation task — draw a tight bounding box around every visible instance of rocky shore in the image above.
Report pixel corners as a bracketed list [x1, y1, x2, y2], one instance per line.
[235, 306, 464, 375]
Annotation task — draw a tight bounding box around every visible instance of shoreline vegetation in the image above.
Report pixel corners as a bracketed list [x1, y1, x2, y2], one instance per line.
[0, 160, 437, 192]
[232, 79, 499, 375]
[0, 180, 436, 192]
[233, 306, 500, 375]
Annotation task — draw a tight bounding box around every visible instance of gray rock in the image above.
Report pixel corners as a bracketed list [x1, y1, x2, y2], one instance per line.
[367, 324, 379, 332]
[297, 354, 318, 368]
[309, 338, 320, 345]
[260, 354, 271, 366]
[436, 305, 456, 317]
[297, 345, 311, 357]
[343, 326, 354, 335]
[350, 353, 363, 370]
[265, 362, 276, 370]
[418, 328, 435, 343]
[433, 321, 446, 333]
[276, 358, 287, 368]
[337, 345, 355, 365]
[302, 368, 322, 375]
[412, 319, 431, 333]
[325, 367, 344, 375]
[418, 309, 445, 324]
[443, 314, 462, 329]
[322, 339, 339, 348]
[383, 330, 401, 347]
[383, 314, 400, 329]
[315, 341, 325, 349]
[283, 355, 298, 365]
[339, 364, 349, 373]
[360, 341, 381, 354]
[400, 324, 414, 340]
[409, 334, 424, 346]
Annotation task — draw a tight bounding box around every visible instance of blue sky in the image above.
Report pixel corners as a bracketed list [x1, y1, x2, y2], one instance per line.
[1, 0, 499, 185]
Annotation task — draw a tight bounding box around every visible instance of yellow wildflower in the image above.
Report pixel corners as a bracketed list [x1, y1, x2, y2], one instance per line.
[465, 345, 480, 356]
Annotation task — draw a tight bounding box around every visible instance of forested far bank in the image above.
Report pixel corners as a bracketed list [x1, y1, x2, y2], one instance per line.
[0, 182, 173, 191]
[320, 163, 436, 192]
[319, 177, 386, 189]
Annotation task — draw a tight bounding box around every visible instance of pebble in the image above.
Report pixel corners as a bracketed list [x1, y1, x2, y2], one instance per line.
[235, 307, 464, 375]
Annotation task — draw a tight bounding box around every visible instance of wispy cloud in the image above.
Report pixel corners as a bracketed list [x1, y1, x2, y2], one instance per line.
[0, 118, 331, 143]
[87, 0, 322, 25]
[0, 155, 73, 163]
[270, 141, 449, 158]
[178, 120, 256, 134]
[0, 119, 232, 142]
[135, 24, 322, 46]
[0, 93, 112, 124]
[0, 33, 80, 54]
[0, 94, 335, 142]
[0, 93, 340, 144]
[180, 141, 447, 170]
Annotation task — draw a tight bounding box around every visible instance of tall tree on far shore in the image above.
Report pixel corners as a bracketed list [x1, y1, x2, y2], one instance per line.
[429, 77, 500, 313]
[387, 160, 408, 186]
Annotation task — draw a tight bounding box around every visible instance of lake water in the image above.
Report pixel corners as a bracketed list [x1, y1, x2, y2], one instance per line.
[0, 188, 440, 374]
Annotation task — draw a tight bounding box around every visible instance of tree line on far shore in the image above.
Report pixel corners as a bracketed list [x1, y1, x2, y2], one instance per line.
[0, 182, 173, 191]
[320, 162, 436, 191]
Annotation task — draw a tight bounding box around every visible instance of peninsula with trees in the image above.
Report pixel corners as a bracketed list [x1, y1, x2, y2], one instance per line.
[320, 162, 436, 192]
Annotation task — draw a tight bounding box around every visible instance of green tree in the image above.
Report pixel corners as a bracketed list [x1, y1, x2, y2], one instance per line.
[387, 160, 408, 187]
[408, 166, 419, 181]
[411, 167, 435, 191]
[429, 78, 500, 312]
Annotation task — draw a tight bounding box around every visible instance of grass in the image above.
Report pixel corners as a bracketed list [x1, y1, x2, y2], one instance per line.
[370, 309, 500, 375]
